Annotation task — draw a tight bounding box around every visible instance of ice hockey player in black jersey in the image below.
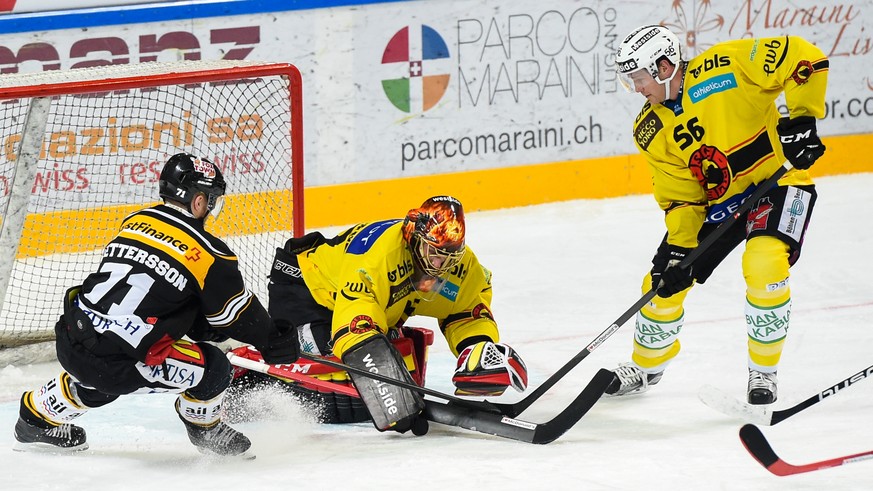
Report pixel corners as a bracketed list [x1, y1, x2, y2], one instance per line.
[12, 153, 298, 457]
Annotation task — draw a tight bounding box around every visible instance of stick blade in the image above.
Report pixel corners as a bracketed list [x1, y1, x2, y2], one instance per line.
[530, 368, 615, 444]
[424, 369, 615, 445]
[739, 424, 812, 477]
[737, 424, 872, 476]
[698, 385, 772, 425]
[739, 424, 781, 472]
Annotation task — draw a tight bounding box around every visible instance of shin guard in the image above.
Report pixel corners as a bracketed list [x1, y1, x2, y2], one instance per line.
[632, 309, 683, 372]
[23, 373, 89, 425]
[176, 391, 224, 427]
[342, 335, 425, 432]
[746, 297, 790, 371]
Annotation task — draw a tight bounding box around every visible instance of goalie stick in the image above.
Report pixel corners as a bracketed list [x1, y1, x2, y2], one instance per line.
[228, 353, 361, 397]
[232, 347, 523, 415]
[426, 369, 614, 444]
[227, 352, 614, 444]
[739, 424, 873, 476]
[293, 352, 505, 414]
[497, 162, 794, 418]
[698, 363, 873, 425]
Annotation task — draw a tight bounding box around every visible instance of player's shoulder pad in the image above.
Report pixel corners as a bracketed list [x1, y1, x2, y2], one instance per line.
[346, 219, 403, 255]
[633, 101, 664, 152]
[453, 245, 483, 278]
[686, 44, 733, 80]
[682, 44, 745, 106]
[728, 36, 791, 76]
[133, 206, 236, 260]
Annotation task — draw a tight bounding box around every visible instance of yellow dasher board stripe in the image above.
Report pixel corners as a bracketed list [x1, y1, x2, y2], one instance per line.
[303, 134, 870, 231]
[9, 189, 294, 258]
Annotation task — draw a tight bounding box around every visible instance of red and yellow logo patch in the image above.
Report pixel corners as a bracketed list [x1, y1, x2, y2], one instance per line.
[349, 315, 376, 334]
[791, 60, 814, 85]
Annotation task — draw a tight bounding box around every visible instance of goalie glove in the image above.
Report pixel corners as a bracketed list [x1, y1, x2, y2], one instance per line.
[452, 341, 528, 397]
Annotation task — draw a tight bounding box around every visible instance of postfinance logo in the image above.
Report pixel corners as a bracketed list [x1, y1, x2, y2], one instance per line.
[381, 25, 451, 113]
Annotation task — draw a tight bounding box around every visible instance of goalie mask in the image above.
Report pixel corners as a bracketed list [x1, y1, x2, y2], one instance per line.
[159, 153, 227, 219]
[616, 25, 683, 100]
[402, 196, 466, 296]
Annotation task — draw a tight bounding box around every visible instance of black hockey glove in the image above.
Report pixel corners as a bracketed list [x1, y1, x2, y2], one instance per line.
[186, 317, 230, 343]
[260, 322, 299, 365]
[776, 116, 825, 170]
[651, 244, 694, 298]
[269, 246, 301, 285]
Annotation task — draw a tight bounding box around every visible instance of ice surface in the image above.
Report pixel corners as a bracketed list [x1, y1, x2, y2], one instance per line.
[1, 173, 871, 490]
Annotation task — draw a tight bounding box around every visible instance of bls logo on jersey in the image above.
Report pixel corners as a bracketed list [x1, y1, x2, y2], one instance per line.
[387, 259, 414, 283]
[690, 55, 730, 78]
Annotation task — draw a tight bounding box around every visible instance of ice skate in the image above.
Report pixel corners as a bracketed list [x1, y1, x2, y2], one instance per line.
[748, 369, 777, 405]
[179, 415, 254, 459]
[13, 391, 88, 453]
[13, 417, 88, 453]
[604, 363, 663, 396]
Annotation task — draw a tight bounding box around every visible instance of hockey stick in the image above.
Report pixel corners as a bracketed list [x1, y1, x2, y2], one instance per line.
[739, 424, 873, 476]
[496, 161, 794, 418]
[294, 352, 506, 413]
[228, 353, 361, 397]
[699, 363, 873, 425]
[228, 352, 614, 444]
[230, 351, 516, 414]
[424, 369, 615, 444]
[229, 351, 491, 410]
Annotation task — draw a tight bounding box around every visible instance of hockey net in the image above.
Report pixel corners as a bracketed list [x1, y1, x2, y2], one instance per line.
[0, 60, 304, 354]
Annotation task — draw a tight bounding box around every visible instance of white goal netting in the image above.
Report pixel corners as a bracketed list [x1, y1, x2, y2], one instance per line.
[0, 60, 304, 351]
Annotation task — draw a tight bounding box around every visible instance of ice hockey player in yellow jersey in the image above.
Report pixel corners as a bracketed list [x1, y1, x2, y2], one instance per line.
[266, 196, 528, 433]
[606, 25, 828, 404]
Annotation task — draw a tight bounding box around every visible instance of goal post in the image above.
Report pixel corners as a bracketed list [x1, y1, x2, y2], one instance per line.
[0, 60, 304, 348]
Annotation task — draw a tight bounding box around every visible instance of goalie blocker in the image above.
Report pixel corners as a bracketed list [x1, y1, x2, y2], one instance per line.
[228, 326, 433, 427]
[343, 334, 428, 435]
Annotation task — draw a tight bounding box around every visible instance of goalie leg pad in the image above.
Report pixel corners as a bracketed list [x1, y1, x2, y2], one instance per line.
[398, 326, 434, 387]
[342, 335, 425, 433]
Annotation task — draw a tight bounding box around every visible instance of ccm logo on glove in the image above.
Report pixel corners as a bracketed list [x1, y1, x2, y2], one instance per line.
[776, 116, 825, 170]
